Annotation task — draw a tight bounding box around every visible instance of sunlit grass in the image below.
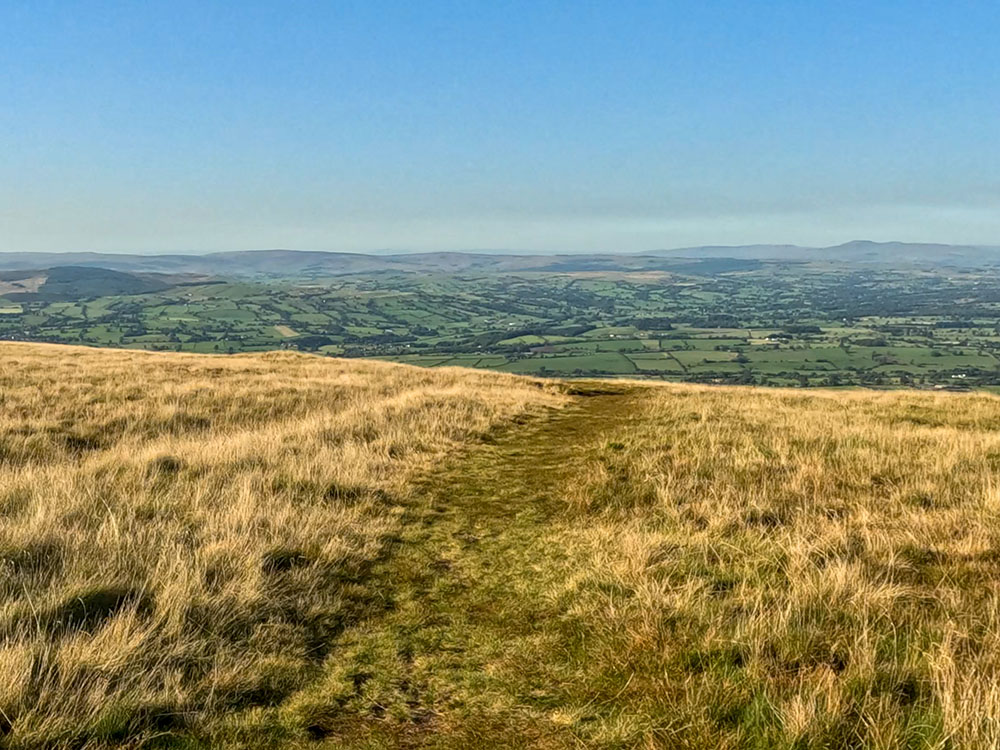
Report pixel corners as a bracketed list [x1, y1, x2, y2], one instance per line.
[5, 342, 1000, 748]
[553, 385, 1000, 748]
[0, 343, 564, 748]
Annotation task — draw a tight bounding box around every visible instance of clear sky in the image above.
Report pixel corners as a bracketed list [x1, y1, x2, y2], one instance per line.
[3, 1, 1000, 254]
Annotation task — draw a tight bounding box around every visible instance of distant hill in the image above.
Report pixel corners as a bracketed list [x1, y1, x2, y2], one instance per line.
[0, 250, 754, 277]
[651, 240, 1000, 265]
[1, 241, 999, 279]
[0, 266, 171, 301]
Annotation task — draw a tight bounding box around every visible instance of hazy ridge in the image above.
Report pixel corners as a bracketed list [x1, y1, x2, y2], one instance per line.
[4, 241, 1000, 279]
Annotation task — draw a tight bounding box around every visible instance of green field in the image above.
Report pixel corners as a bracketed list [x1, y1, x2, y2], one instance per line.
[5, 261, 1000, 387]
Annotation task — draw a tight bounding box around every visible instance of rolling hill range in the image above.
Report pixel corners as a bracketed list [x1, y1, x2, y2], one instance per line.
[2, 241, 1000, 279]
[0, 250, 691, 277]
[651, 240, 1000, 265]
[4, 341, 1000, 748]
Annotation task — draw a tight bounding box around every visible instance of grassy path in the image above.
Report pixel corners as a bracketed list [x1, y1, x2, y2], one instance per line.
[198, 381, 1000, 749]
[292, 386, 644, 748]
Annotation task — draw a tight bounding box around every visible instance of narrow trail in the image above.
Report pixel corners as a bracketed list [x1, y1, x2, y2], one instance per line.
[311, 386, 647, 748]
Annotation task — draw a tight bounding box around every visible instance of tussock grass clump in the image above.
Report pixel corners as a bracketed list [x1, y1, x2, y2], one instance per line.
[0, 343, 564, 748]
[555, 385, 1000, 748]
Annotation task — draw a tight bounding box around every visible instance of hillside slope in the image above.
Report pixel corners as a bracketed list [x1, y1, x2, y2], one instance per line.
[0, 344, 565, 748]
[292, 383, 1000, 750]
[3, 344, 1000, 748]
[0, 266, 171, 301]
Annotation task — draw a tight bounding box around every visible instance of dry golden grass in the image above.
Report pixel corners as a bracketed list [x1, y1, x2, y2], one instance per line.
[0, 343, 565, 748]
[7, 343, 1000, 749]
[555, 385, 1000, 748]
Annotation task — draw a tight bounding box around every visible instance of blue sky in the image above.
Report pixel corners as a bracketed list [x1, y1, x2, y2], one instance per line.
[2, 1, 1000, 253]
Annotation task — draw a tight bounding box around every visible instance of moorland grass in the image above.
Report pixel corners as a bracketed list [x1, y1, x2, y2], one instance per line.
[221, 384, 1000, 749]
[0, 343, 564, 748]
[5, 343, 1000, 748]
[554, 386, 1000, 748]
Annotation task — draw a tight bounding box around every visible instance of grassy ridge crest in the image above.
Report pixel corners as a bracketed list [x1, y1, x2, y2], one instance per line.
[3, 343, 1000, 747]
